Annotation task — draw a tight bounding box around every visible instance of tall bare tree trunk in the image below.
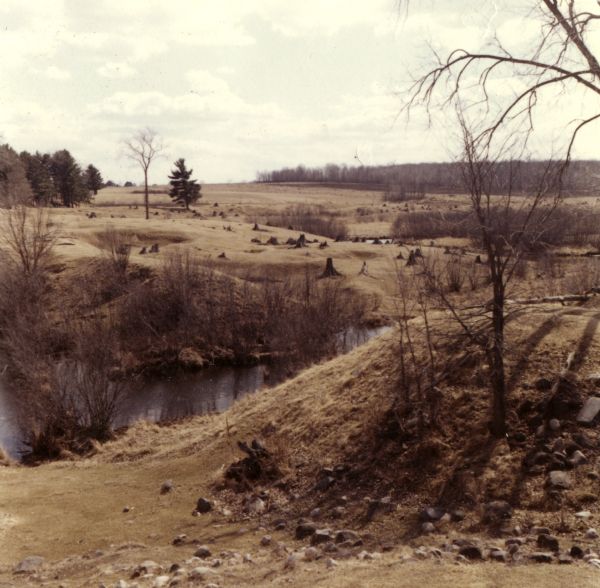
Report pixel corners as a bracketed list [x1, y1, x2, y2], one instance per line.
[144, 169, 149, 220]
[489, 282, 507, 437]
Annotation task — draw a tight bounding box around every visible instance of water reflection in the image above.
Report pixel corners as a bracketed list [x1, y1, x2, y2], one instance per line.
[0, 326, 390, 459]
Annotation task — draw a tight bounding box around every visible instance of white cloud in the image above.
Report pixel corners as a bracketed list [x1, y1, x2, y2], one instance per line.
[97, 62, 137, 79]
[44, 65, 71, 80]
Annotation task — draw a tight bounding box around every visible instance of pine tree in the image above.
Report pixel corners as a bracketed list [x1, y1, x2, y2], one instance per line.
[168, 158, 201, 210]
[85, 164, 103, 195]
[50, 150, 89, 207]
[20, 151, 56, 205]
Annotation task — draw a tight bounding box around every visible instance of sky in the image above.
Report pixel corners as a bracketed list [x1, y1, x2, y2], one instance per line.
[0, 0, 598, 184]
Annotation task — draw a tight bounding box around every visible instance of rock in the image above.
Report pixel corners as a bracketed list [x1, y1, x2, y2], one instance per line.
[573, 432, 595, 449]
[529, 552, 554, 563]
[482, 500, 512, 522]
[243, 553, 254, 563]
[490, 549, 507, 562]
[588, 558, 600, 569]
[552, 438, 566, 453]
[535, 377, 553, 390]
[549, 419, 561, 432]
[331, 506, 346, 519]
[122, 506, 131, 513]
[451, 510, 466, 522]
[188, 566, 215, 581]
[548, 470, 571, 489]
[421, 506, 446, 521]
[569, 450, 587, 466]
[558, 554, 574, 564]
[115, 581, 128, 588]
[284, 553, 298, 570]
[326, 557, 338, 569]
[570, 545, 584, 559]
[196, 497, 212, 513]
[334, 530, 361, 544]
[172, 534, 187, 546]
[160, 479, 173, 494]
[194, 546, 212, 559]
[310, 508, 322, 520]
[585, 528, 599, 540]
[315, 476, 335, 492]
[304, 547, 320, 562]
[260, 535, 272, 547]
[132, 560, 162, 577]
[577, 397, 600, 425]
[245, 496, 266, 515]
[153, 576, 170, 588]
[14, 556, 45, 573]
[357, 551, 375, 560]
[575, 511, 592, 519]
[421, 522, 436, 534]
[531, 526, 551, 535]
[311, 529, 333, 545]
[296, 522, 317, 540]
[458, 545, 482, 560]
[537, 534, 559, 552]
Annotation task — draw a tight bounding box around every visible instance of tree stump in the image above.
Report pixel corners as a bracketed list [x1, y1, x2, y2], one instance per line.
[320, 257, 341, 278]
[414, 247, 423, 258]
[396, 251, 404, 260]
[406, 250, 417, 266]
[253, 223, 260, 231]
[359, 261, 369, 276]
[475, 254, 482, 264]
[295, 234, 307, 248]
[319, 241, 328, 249]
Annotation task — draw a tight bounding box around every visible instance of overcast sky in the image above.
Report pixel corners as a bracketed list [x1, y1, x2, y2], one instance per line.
[0, 1, 598, 184]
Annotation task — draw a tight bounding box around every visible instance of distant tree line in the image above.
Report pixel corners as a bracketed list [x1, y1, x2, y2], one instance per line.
[256, 160, 600, 197]
[0, 142, 104, 207]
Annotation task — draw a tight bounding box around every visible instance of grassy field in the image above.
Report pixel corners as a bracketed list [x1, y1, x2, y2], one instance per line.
[1, 184, 600, 586]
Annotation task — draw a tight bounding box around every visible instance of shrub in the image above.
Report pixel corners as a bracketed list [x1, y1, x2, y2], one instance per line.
[257, 204, 348, 240]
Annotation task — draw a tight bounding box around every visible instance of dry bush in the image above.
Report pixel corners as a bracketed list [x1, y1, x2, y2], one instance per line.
[1, 206, 57, 274]
[259, 204, 348, 239]
[97, 226, 132, 273]
[392, 209, 474, 240]
[18, 315, 126, 461]
[563, 257, 600, 294]
[445, 256, 465, 293]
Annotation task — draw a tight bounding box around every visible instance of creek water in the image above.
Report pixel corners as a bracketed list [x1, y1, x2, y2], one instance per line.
[0, 326, 389, 460]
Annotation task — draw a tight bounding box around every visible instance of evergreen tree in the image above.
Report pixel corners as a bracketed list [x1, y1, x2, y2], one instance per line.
[85, 164, 103, 195]
[168, 158, 201, 210]
[50, 150, 89, 207]
[20, 151, 56, 205]
[0, 144, 33, 205]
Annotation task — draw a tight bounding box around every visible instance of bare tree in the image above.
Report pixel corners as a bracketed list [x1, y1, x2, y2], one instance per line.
[1, 206, 57, 275]
[406, 1, 600, 167]
[123, 128, 164, 220]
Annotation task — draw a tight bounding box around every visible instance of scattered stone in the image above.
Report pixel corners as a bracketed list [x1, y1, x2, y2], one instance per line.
[122, 506, 131, 513]
[245, 496, 266, 515]
[549, 419, 561, 432]
[311, 529, 333, 545]
[194, 546, 212, 559]
[172, 534, 187, 546]
[331, 506, 346, 519]
[585, 528, 599, 540]
[243, 553, 254, 564]
[451, 510, 466, 522]
[169, 563, 181, 573]
[188, 566, 215, 581]
[114, 581, 128, 588]
[14, 556, 45, 573]
[529, 552, 554, 563]
[284, 553, 298, 570]
[577, 397, 600, 425]
[558, 554, 574, 565]
[537, 534, 559, 552]
[314, 476, 335, 492]
[334, 530, 361, 544]
[260, 535, 272, 547]
[304, 547, 320, 562]
[573, 432, 595, 449]
[570, 545, 584, 559]
[490, 549, 507, 562]
[531, 527, 551, 535]
[421, 522, 436, 534]
[296, 523, 317, 540]
[575, 511, 592, 519]
[421, 507, 446, 521]
[326, 557, 338, 569]
[482, 500, 512, 522]
[132, 561, 162, 577]
[535, 377, 553, 390]
[196, 497, 212, 513]
[548, 470, 571, 489]
[569, 450, 587, 466]
[458, 545, 482, 560]
[357, 551, 375, 560]
[310, 508, 322, 520]
[160, 480, 173, 494]
[153, 576, 170, 588]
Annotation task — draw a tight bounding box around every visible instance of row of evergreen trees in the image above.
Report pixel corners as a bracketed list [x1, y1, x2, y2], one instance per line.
[0, 143, 103, 207]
